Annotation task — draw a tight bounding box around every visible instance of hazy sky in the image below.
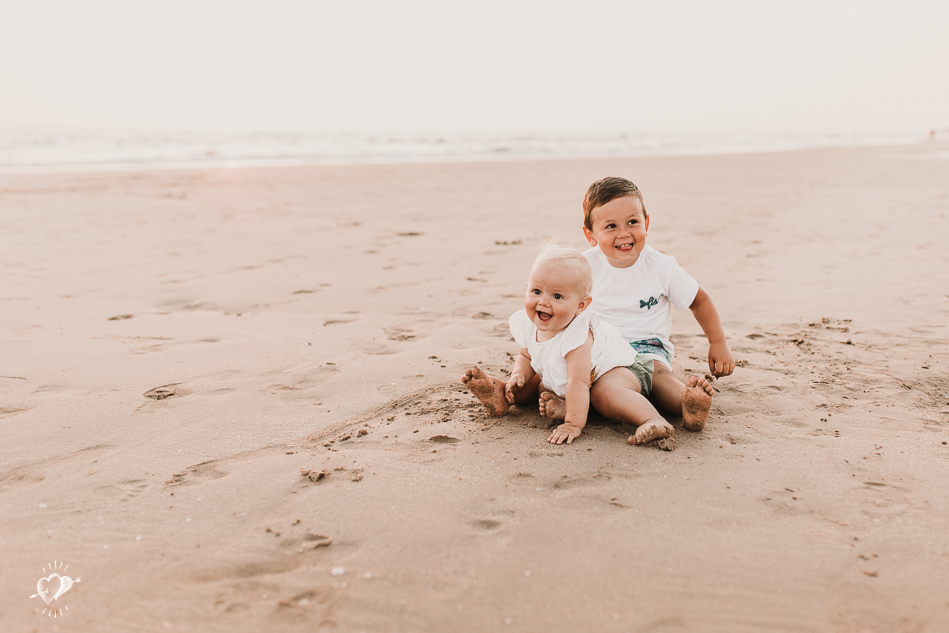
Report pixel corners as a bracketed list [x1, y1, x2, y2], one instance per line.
[2, 0, 947, 135]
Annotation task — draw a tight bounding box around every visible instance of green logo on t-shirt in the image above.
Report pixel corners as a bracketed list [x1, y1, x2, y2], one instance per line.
[639, 296, 658, 310]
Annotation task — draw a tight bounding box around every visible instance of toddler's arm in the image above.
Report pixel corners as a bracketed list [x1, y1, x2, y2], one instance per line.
[547, 332, 594, 445]
[505, 349, 536, 404]
[689, 288, 735, 377]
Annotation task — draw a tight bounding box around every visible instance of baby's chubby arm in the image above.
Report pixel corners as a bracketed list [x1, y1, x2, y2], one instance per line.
[689, 287, 735, 377]
[505, 349, 536, 404]
[547, 332, 593, 445]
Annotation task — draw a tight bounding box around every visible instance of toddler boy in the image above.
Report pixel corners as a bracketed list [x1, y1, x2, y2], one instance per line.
[581, 176, 734, 431]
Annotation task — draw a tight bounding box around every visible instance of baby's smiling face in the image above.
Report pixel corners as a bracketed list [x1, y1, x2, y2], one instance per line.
[524, 260, 590, 342]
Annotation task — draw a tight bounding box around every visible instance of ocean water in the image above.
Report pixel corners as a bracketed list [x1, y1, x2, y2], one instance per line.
[0, 127, 927, 172]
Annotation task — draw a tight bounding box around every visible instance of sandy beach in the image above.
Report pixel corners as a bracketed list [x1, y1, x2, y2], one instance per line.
[2, 141, 948, 632]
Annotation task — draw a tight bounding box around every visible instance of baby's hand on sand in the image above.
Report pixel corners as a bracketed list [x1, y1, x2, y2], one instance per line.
[505, 374, 526, 404]
[547, 423, 582, 445]
[708, 342, 735, 377]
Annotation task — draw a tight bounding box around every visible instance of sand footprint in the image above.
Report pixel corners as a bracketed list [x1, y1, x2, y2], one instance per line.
[385, 327, 416, 341]
[0, 443, 113, 490]
[114, 478, 149, 502]
[552, 470, 612, 490]
[143, 383, 191, 400]
[0, 405, 35, 417]
[845, 482, 912, 520]
[165, 460, 227, 487]
[469, 518, 503, 532]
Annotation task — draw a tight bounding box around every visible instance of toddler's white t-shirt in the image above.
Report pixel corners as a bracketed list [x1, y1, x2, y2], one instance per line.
[583, 245, 699, 360]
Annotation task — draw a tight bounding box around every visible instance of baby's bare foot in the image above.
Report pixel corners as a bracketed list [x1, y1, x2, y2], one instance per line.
[681, 374, 714, 432]
[538, 391, 567, 421]
[462, 367, 510, 416]
[628, 419, 676, 451]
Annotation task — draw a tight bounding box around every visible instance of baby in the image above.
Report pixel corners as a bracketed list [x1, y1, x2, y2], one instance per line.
[463, 245, 674, 446]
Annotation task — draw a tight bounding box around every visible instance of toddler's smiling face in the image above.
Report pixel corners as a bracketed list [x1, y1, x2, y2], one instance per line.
[583, 195, 650, 268]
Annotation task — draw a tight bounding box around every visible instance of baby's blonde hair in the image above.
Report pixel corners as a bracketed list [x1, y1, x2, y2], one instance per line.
[531, 244, 593, 296]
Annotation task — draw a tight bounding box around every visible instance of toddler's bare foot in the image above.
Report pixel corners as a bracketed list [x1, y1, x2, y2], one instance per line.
[681, 374, 714, 432]
[462, 367, 510, 416]
[538, 391, 567, 421]
[628, 419, 676, 451]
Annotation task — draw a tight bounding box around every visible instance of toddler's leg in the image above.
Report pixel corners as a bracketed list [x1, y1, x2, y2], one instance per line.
[591, 368, 674, 449]
[651, 365, 714, 432]
[681, 375, 715, 431]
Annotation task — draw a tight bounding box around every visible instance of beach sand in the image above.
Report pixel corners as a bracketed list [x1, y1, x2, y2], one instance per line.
[2, 141, 948, 632]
